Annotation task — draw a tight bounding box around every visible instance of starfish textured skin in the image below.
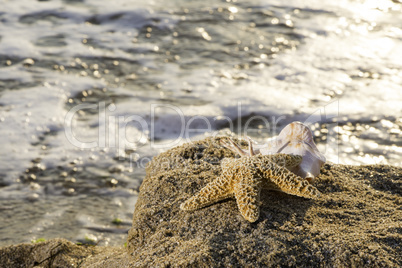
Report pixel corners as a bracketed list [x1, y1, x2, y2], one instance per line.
[180, 154, 321, 223]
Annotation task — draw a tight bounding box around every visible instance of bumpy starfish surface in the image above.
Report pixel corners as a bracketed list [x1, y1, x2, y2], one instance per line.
[180, 153, 321, 223]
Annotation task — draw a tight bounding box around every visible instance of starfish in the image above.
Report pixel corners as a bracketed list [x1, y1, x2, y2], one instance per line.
[180, 152, 321, 223]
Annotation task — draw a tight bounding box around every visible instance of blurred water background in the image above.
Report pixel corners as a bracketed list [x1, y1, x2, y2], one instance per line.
[0, 0, 401, 246]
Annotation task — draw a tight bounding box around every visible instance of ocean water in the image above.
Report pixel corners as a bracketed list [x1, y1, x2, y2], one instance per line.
[0, 0, 401, 246]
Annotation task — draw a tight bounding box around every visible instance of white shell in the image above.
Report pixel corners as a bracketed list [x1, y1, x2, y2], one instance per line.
[259, 122, 326, 183]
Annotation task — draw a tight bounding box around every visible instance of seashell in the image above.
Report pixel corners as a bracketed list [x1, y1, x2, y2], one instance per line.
[259, 121, 325, 183]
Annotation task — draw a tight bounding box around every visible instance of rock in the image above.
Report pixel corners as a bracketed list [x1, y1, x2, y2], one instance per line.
[127, 137, 401, 267]
[0, 238, 129, 268]
[1, 137, 401, 267]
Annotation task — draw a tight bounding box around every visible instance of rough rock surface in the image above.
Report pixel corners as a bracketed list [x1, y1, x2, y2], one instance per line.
[127, 137, 401, 267]
[1, 137, 401, 267]
[0, 238, 128, 268]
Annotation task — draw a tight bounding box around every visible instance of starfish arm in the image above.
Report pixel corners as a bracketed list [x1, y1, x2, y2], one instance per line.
[180, 176, 233, 211]
[229, 158, 264, 222]
[261, 162, 320, 199]
[234, 176, 262, 223]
